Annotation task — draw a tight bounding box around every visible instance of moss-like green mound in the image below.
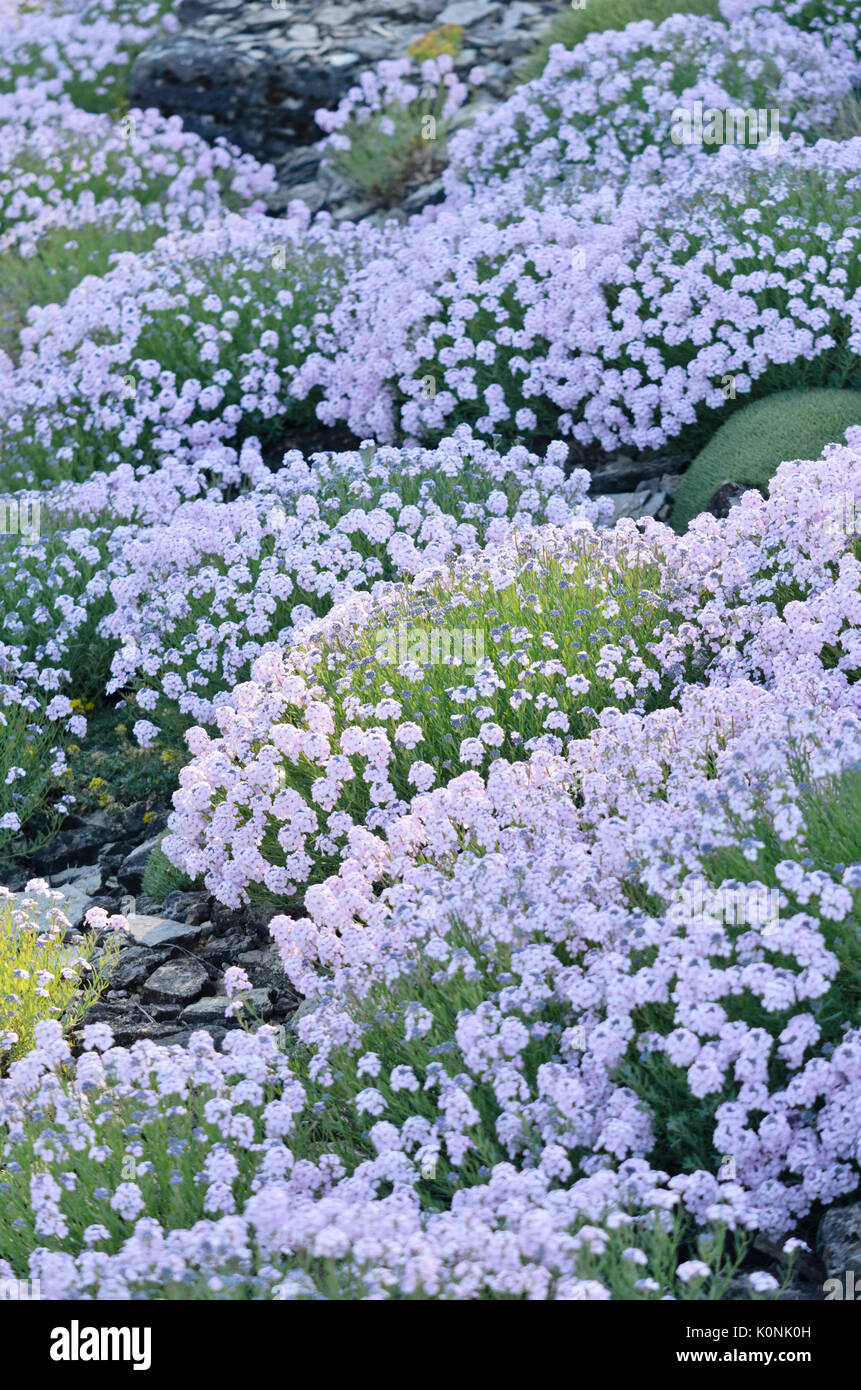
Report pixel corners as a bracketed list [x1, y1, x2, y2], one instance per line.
[671, 389, 861, 531]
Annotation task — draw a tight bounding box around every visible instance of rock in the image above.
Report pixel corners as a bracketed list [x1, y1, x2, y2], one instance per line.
[202, 926, 256, 968]
[158, 1026, 228, 1049]
[438, 0, 500, 23]
[605, 487, 667, 524]
[97, 842, 125, 874]
[818, 1202, 861, 1278]
[239, 988, 274, 1020]
[112, 1019, 184, 1047]
[50, 863, 102, 895]
[123, 913, 208, 949]
[237, 945, 288, 991]
[401, 177, 445, 215]
[588, 453, 683, 493]
[105, 945, 171, 992]
[134, 892, 164, 917]
[706, 480, 755, 519]
[142, 957, 210, 1006]
[117, 832, 164, 892]
[28, 811, 117, 874]
[9, 881, 96, 934]
[128, 0, 563, 212]
[161, 890, 212, 925]
[119, 800, 169, 842]
[181, 995, 232, 1026]
[147, 1002, 182, 1021]
[130, 32, 353, 166]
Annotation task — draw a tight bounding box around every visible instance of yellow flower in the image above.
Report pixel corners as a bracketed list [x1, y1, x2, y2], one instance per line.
[143, 811, 154, 824]
[407, 23, 464, 60]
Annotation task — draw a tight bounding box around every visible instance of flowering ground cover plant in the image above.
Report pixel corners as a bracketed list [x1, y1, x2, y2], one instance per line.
[292, 135, 861, 449]
[163, 518, 677, 909]
[0, 0, 176, 112]
[0, 885, 122, 1068]
[449, 12, 858, 200]
[719, 0, 861, 61]
[314, 53, 485, 205]
[3, 0, 861, 1305]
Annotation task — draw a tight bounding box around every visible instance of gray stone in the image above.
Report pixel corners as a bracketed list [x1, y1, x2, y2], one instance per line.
[113, 1019, 183, 1047]
[605, 488, 667, 524]
[240, 988, 274, 1020]
[161, 890, 212, 925]
[288, 23, 319, 43]
[124, 913, 207, 949]
[50, 863, 102, 894]
[588, 453, 683, 493]
[30, 811, 117, 874]
[147, 1002, 182, 1021]
[237, 945, 287, 990]
[130, 32, 355, 165]
[127, 0, 563, 213]
[438, 0, 499, 25]
[9, 881, 96, 934]
[401, 177, 445, 215]
[159, 1026, 228, 1049]
[705, 480, 759, 520]
[142, 957, 209, 1005]
[182, 995, 232, 1026]
[106, 945, 171, 992]
[818, 1202, 861, 1278]
[117, 833, 164, 892]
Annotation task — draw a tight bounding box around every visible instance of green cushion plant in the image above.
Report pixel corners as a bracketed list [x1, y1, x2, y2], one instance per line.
[671, 389, 861, 531]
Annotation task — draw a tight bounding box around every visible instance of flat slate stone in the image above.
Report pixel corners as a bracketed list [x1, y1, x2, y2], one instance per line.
[107, 945, 171, 992]
[123, 913, 206, 949]
[182, 995, 232, 1025]
[117, 832, 164, 891]
[142, 957, 209, 1005]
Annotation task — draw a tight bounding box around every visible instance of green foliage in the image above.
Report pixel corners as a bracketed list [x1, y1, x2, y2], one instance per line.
[407, 24, 465, 61]
[63, 703, 187, 812]
[0, 888, 119, 1070]
[621, 763, 861, 1204]
[672, 389, 861, 530]
[249, 533, 684, 907]
[517, 0, 720, 85]
[0, 226, 166, 362]
[0, 698, 66, 859]
[323, 82, 469, 206]
[141, 834, 195, 903]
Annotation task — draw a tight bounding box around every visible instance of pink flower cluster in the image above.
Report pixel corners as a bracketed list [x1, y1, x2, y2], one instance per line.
[446, 12, 858, 199]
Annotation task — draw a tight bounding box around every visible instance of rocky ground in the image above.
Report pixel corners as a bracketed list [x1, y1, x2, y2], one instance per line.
[131, 0, 564, 219]
[6, 801, 300, 1050]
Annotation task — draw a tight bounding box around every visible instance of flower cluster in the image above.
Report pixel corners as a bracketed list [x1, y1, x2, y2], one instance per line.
[0, 1019, 783, 1299]
[292, 133, 861, 448]
[2, 0, 861, 1301]
[163, 515, 668, 907]
[446, 12, 857, 200]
